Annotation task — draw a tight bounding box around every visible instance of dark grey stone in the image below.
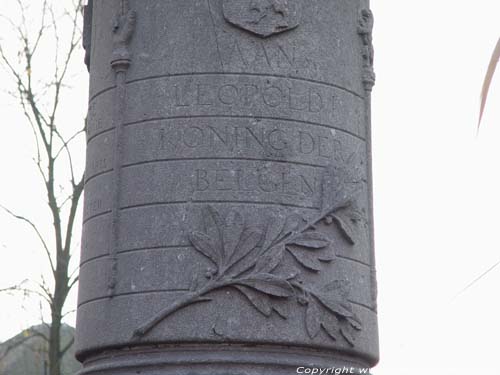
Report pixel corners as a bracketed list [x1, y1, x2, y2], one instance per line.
[77, 0, 378, 374]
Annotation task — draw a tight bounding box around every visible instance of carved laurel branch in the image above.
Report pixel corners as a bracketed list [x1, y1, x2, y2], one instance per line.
[133, 161, 365, 346]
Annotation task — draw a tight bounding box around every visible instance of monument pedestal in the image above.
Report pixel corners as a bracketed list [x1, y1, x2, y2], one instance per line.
[78, 346, 372, 375]
[77, 1, 379, 374]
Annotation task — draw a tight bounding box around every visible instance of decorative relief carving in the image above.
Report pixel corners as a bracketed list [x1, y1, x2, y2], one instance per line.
[357, 8, 375, 92]
[132, 153, 366, 347]
[82, 0, 93, 71]
[111, 0, 137, 70]
[223, 0, 301, 38]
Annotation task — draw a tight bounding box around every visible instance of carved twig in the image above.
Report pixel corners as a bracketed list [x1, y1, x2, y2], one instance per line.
[133, 280, 227, 338]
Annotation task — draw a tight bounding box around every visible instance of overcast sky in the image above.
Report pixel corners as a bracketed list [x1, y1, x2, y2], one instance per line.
[1, 1, 500, 374]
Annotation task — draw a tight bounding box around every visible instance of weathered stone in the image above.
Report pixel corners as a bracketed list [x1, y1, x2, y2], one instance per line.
[76, 0, 378, 374]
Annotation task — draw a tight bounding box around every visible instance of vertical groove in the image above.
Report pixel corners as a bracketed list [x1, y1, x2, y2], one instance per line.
[108, 0, 134, 297]
[108, 70, 127, 296]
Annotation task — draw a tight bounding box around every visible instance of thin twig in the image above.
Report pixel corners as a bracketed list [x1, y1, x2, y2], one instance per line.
[0, 205, 55, 274]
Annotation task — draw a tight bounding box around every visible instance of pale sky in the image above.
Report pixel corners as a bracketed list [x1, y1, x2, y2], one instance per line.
[1, 1, 500, 374]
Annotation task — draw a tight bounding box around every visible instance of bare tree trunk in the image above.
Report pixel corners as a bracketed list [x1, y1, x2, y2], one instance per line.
[49, 305, 62, 375]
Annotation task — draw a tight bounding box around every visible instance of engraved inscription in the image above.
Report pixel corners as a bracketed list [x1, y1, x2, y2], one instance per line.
[119, 161, 324, 209]
[90, 158, 108, 173]
[157, 124, 333, 159]
[173, 80, 328, 114]
[194, 168, 319, 198]
[86, 106, 104, 140]
[126, 75, 366, 138]
[220, 39, 318, 74]
[84, 199, 103, 218]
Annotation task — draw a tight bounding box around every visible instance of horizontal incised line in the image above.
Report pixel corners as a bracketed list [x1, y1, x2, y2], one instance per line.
[124, 115, 365, 141]
[126, 72, 365, 100]
[78, 289, 191, 308]
[79, 246, 194, 268]
[79, 253, 110, 268]
[82, 210, 112, 225]
[86, 127, 115, 145]
[88, 73, 364, 105]
[78, 250, 372, 270]
[84, 168, 113, 186]
[121, 157, 325, 170]
[88, 85, 116, 104]
[121, 201, 318, 212]
[118, 245, 193, 255]
[79, 291, 376, 312]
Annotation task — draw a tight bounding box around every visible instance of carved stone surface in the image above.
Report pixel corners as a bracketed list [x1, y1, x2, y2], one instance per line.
[76, 0, 378, 374]
[222, 0, 301, 38]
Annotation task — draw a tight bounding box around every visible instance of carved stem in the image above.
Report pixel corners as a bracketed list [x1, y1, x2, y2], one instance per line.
[132, 280, 231, 339]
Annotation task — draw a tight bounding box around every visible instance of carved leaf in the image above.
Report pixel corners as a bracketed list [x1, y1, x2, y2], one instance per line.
[287, 246, 322, 272]
[255, 244, 284, 273]
[203, 206, 224, 259]
[238, 274, 294, 297]
[305, 301, 321, 338]
[321, 321, 340, 341]
[289, 232, 330, 249]
[332, 213, 356, 245]
[261, 214, 285, 251]
[189, 231, 219, 266]
[278, 265, 300, 281]
[223, 210, 244, 261]
[280, 213, 306, 237]
[313, 292, 354, 318]
[233, 285, 272, 317]
[347, 316, 363, 331]
[322, 280, 350, 299]
[226, 227, 265, 276]
[273, 304, 288, 319]
[340, 322, 356, 347]
[228, 227, 263, 267]
[318, 253, 336, 263]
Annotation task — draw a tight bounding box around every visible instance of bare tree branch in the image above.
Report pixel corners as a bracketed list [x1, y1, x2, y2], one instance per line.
[478, 37, 500, 129]
[0, 205, 55, 274]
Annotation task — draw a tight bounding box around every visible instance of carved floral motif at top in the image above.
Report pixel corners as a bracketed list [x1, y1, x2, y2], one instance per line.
[358, 8, 375, 91]
[111, 0, 137, 67]
[133, 152, 367, 347]
[82, 0, 93, 71]
[223, 0, 301, 38]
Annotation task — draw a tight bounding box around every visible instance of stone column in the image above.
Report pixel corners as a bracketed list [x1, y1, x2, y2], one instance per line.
[76, 1, 379, 374]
